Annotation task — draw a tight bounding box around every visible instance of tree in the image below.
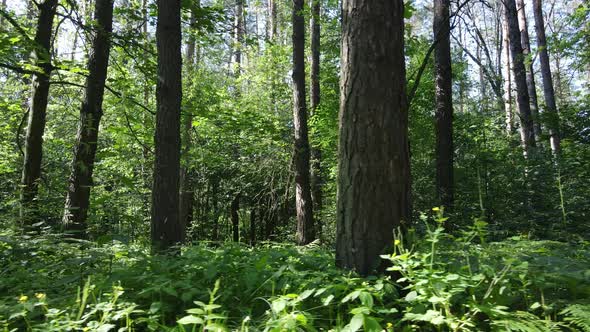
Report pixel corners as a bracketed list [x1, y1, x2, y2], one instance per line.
[62, 0, 114, 237]
[505, 0, 536, 154]
[20, 0, 58, 225]
[336, 0, 410, 276]
[502, 5, 514, 134]
[179, 4, 199, 240]
[434, 0, 454, 211]
[292, 0, 315, 245]
[309, 0, 322, 236]
[151, 0, 183, 252]
[533, 0, 561, 154]
[516, 0, 542, 141]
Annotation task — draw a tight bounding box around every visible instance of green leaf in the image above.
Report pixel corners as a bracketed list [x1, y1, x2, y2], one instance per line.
[178, 315, 204, 325]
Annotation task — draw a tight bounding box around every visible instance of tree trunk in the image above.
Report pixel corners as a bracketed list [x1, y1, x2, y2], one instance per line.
[502, 5, 514, 135]
[292, 0, 315, 245]
[505, 0, 536, 154]
[0, 0, 6, 26]
[20, 0, 58, 225]
[62, 0, 114, 237]
[532, 0, 560, 154]
[179, 5, 199, 240]
[151, 0, 183, 253]
[336, 0, 411, 276]
[234, 0, 244, 77]
[231, 194, 240, 242]
[249, 208, 256, 245]
[310, 0, 322, 238]
[268, 0, 277, 40]
[434, 0, 454, 211]
[516, 0, 542, 141]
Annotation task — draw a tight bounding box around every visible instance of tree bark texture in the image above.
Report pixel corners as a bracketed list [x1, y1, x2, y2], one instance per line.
[502, 5, 514, 135]
[516, 0, 542, 141]
[151, 0, 183, 252]
[532, 0, 561, 154]
[20, 0, 58, 224]
[434, 0, 454, 210]
[292, 0, 315, 245]
[336, 0, 411, 276]
[505, 0, 536, 154]
[310, 0, 322, 237]
[62, 0, 114, 237]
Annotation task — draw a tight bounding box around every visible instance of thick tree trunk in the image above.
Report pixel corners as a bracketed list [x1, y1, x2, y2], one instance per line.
[62, 0, 114, 237]
[532, 0, 560, 154]
[20, 0, 58, 225]
[502, 6, 514, 135]
[336, 0, 410, 276]
[434, 0, 454, 211]
[231, 194, 240, 242]
[179, 6, 198, 239]
[292, 0, 315, 245]
[516, 0, 542, 141]
[151, 0, 183, 252]
[505, 0, 536, 154]
[310, 0, 322, 237]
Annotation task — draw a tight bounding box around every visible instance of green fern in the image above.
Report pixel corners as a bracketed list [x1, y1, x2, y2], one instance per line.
[492, 311, 558, 332]
[561, 304, 590, 332]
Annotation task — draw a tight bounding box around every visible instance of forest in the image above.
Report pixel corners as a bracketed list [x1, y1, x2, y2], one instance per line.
[0, 0, 589, 330]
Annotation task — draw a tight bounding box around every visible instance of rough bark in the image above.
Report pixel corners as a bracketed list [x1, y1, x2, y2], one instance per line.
[292, 0, 315, 245]
[20, 0, 58, 225]
[336, 0, 411, 276]
[516, 0, 542, 141]
[231, 194, 240, 242]
[151, 0, 183, 252]
[179, 5, 198, 239]
[502, 5, 514, 134]
[434, 0, 454, 211]
[62, 0, 114, 237]
[309, 0, 322, 237]
[532, 0, 560, 154]
[505, 0, 536, 154]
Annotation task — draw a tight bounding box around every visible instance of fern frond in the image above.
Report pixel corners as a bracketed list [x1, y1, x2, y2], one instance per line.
[492, 311, 557, 332]
[561, 304, 590, 332]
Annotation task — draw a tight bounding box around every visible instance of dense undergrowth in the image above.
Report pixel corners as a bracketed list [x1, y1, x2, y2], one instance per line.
[1, 215, 590, 331]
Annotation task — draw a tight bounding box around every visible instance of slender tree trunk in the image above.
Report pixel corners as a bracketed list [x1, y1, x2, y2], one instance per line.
[292, 0, 315, 245]
[516, 0, 542, 141]
[0, 0, 6, 26]
[309, 0, 322, 238]
[336, 0, 410, 276]
[249, 208, 256, 245]
[505, 0, 536, 154]
[532, 0, 560, 154]
[179, 5, 199, 239]
[62, 0, 114, 237]
[234, 0, 244, 77]
[20, 0, 58, 225]
[231, 194, 240, 242]
[434, 0, 454, 211]
[268, 0, 277, 40]
[502, 5, 514, 135]
[151, 0, 183, 252]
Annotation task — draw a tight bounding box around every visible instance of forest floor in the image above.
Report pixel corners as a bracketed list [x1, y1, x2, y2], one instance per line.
[1, 223, 590, 331]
